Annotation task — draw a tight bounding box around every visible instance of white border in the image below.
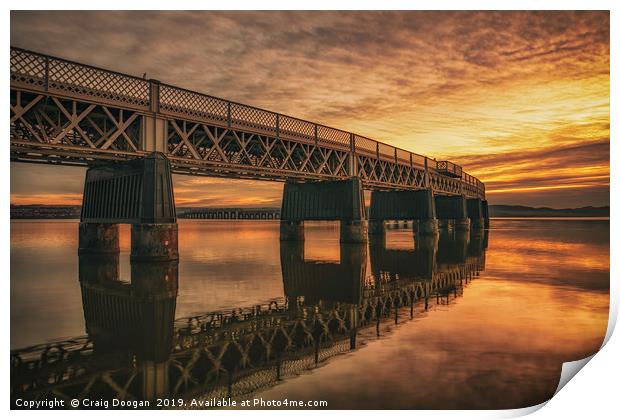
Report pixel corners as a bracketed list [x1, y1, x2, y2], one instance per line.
[3, 2, 617, 419]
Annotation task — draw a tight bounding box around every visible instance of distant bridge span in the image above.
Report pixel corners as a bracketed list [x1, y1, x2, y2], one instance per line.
[10, 47, 484, 199]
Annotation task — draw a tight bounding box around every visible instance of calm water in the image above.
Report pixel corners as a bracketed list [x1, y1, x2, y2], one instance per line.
[10, 219, 609, 409]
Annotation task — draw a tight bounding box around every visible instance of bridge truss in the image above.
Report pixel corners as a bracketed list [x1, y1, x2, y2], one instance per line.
[10, 47, 485, 199]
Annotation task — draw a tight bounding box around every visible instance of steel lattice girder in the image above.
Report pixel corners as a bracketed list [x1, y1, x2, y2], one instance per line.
[10, 86, 484, 198]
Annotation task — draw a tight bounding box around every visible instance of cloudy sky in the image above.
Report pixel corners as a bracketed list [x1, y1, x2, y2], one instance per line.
[10, 11, 609, 208]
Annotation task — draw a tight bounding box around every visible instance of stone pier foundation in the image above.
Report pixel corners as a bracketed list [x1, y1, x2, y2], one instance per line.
[435, 195, 470, 232]
[78, 222, 120, 255]
[369, 188, 439, 237]
[280, 220, 305, 242]
[467, 198, 485, 229]
[279, 177, 367, 243]
[340, 220, 368, 243]
[482, 200, 490, 229]
[131, 223, 179, 262]
[80, 152, 179, 262]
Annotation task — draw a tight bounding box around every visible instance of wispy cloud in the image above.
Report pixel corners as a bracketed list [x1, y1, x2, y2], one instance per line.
[10, 11, 610, 207]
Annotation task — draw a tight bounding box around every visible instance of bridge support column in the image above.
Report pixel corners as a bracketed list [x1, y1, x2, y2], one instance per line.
[280, 177, 367, 243]
[368, 219, 385, 236]
[131, 223, 179, 262]
[78, 222, 119, 255]
[467, 198, 485, 229]
[413, 190, 438, 236]
[435, 195, 470, 232]
[280, 220, 305, 242]
[81, 152, 179, 262]
[482, 199, 490, 229]
[369, 189, 438, 237]
[340, 219, 368, 243]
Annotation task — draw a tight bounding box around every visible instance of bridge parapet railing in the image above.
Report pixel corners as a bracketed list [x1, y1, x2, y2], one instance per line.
[378, 142, 396, 162]
[11, 47, 151, 110]
[413, 152, 428, 168]
[316, 125, 351, 151]
[436, 160, 463, 178]
[230, 102, 278, 136]
[396, 148, 410, 165]
[159, 83, 229, 125]
[278, 115, 316, 144]
[353, 134, 378, 158]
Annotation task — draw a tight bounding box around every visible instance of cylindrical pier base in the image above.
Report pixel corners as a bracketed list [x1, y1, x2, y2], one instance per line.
[414, 219, 439, 236]
[78, 222, 119, 255]
[368, 219, 385, 235]
[340, 220, 368, 243]
[280, 220, 305, 241]
[454, 218, 471, 231]
[131, 223, 179, 262]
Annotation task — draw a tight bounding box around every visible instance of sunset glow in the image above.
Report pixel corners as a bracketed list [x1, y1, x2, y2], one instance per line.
[10, 11, 610, 208]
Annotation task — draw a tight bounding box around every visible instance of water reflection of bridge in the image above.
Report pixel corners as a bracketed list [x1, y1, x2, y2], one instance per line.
[11, 229, 487, 408]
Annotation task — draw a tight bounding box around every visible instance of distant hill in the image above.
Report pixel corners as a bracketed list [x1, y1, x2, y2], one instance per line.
[489, 205, 609, 218]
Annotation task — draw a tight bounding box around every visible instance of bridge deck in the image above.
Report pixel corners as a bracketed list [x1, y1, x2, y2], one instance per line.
[10, 47, 484, 199]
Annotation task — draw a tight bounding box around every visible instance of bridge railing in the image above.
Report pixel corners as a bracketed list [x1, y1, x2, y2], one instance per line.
[10, 46, 484, 196]
[10, 47, 151, 110]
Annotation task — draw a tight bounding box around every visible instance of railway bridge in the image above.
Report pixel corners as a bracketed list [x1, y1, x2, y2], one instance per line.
[11, 47, 488, 258]
[179, 207, 281, 220]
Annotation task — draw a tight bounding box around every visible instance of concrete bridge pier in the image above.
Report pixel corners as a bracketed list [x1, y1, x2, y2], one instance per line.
[467, 198, 485, 230]
[435, 195, 471, 232]
[80, 152, 179, 261]
[78, 223, 120, 255]
[280, 177, 367, 243]
[369, 189, 439, 238]
[280, 220, 305, 241]
[482, 200, 490, 229]
[340, 219, 368, 243]
[413, 190, 438, 236]
[131, 223, 179, 262]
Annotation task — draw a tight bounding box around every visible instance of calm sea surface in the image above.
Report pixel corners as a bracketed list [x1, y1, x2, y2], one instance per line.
[10, 219, 609, 409]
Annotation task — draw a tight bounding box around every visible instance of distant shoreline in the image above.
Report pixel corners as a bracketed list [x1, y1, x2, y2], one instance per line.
[10, 204, 610, 219]
[10, 217, 610, 221]
[488, 204, 609, 218]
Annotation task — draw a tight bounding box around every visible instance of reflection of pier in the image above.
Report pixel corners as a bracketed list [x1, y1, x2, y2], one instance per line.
[79, 255, 178, 361]
[11, 229, 487, 407]
[281, 242, 367, 304]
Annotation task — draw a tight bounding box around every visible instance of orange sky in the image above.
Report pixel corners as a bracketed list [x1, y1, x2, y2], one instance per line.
[10, 11, 609, 208]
